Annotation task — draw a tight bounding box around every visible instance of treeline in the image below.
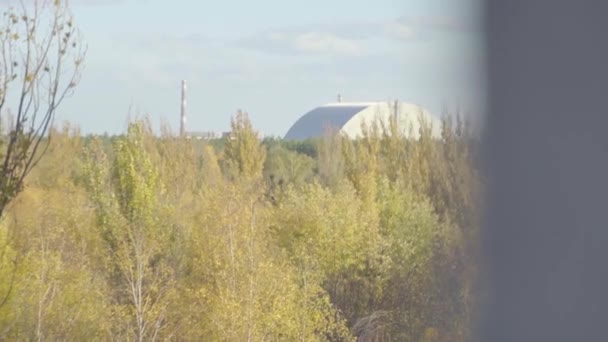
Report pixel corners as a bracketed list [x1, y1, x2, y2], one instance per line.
[0, 112, 480, 341]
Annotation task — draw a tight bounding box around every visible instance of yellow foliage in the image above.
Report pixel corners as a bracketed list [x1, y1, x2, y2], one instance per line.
[0, 115, 479, 340]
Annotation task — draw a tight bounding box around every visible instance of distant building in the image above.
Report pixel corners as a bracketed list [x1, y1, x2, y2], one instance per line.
[284, 101, 442, 140]
[177, 80, 235, 140]
[222, 131, 235, 140]
[185, 131, 220, 140]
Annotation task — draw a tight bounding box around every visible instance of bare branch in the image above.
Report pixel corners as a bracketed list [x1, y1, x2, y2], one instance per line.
[0, 0, 85, 218]
[0, 1, 85, 314]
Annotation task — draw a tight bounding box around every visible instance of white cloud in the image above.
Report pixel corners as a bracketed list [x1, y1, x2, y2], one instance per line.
[287, 31, 364, 56]
[383, 21, 416, 41]
[239, 29, 368, 57]
[235, 13, 480, 58]
[236, 16, 470, 57]
[396, 15, 480, 33]
[267, 32, 288, 41]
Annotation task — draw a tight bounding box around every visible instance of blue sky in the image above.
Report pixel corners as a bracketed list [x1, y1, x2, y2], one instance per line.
[4, 0, 484, 136]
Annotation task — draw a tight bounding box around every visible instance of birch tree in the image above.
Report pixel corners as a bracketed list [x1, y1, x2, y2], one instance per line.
[84, 123, 181, 341]
[0, 0, 84, 217]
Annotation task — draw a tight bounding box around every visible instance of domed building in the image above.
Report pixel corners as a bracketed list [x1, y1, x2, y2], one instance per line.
[284, 101, 442, 140]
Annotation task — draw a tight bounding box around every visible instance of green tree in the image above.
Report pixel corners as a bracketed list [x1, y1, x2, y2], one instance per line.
[223, 110, 266, 181]
[265, 143, 315, 189]
[0, 127, 109, 340]
[316, 128, 345, 188]
[83, 122, 183, 340]
[0, 111, 480, 341]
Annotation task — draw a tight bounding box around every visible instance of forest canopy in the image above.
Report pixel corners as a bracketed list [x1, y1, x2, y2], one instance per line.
[0, 112, 480, 341]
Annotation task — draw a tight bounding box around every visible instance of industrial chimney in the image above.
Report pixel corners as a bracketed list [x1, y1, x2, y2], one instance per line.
[393, 99, 399, 129]
[393, 99, 399, 116]
[180, 80, 187, 137]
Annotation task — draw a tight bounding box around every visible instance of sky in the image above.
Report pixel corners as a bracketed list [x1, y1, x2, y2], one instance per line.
[2, 0, 484, 137]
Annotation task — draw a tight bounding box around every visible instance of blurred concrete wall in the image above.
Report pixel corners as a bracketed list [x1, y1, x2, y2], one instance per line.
[479, 1, 608, 341]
